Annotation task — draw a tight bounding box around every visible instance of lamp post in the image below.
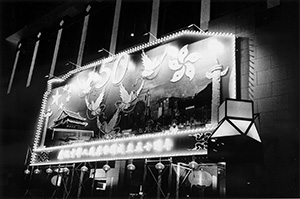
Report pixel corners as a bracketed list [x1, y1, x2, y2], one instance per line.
[77, 163, 88, 199]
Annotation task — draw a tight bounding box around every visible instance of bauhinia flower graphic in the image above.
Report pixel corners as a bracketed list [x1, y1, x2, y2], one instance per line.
[168, 44, 201, 82]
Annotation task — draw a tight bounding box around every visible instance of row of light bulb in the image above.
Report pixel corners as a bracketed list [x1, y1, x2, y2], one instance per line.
[25, 164, 92, 175]
[25, 158, 202, 176]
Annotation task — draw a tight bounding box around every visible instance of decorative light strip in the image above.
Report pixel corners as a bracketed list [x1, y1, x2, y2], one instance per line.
[33, 126, 216, 152]
[56, 137, 173, 160]
[30, 126, 215, 166]
[60, 30, 235, 82]
[30, 149, 207, 167]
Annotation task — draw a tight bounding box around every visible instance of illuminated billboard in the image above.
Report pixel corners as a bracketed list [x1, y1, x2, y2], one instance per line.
[30, 30, 236, 166]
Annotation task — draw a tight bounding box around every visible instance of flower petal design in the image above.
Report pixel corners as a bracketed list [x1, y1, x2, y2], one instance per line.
[178, 45, 189, 64]
[170, 65, 185, 82]
[185, 62, 195, 81]
[168, 59, 181, 70]
[185, 52, 202, 63]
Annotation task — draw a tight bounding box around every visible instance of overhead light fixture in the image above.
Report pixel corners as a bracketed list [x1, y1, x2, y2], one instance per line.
[63, 166, 69, 173]
[103, 162, 110, 172]
[143, 32, 157, 40]
[188, 156, 198, 170]
[155, 160, 165, 171]
[46, 167, 53, 174]
[127, 159, 136, 171]
[34, 168, 41, 175]
[24, 167, 30, 175]
[209, 99, 262, 161]
[98, 48, 114, 56]
[81, 163, 88, 172]
[212, 99, 261, 142]
[187, 24, 205, 32]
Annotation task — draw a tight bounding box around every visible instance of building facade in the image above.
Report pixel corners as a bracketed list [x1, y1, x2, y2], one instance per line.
[1, 0, 299, 198]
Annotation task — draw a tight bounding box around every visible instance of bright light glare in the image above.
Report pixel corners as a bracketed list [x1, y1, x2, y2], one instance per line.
[166, 45, 179, 58]
[208, 39, 224, 54]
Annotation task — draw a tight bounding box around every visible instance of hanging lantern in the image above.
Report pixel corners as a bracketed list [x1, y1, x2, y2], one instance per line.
[24, 168, 30, 175]
[34, 168, 41, 174]
[188, 169, 212, 187]
[127, 163, 136, 171]
[188, 160, 199, 170]
[63, 166, 69, 173]
[103, 163, 111, 172]
[46, 167, 53, 174]
[155, 162, 165, 171]
[51, 175, 62, 187]
[81, 165, 88, 172]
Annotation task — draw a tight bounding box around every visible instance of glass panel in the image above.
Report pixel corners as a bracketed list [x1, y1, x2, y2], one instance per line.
[246, 123, 261, 142]
[218, 101, 225, 122]
[230, 119, 251, 134]
[212, 120, 240, 138]
[227, 100, 252, 119]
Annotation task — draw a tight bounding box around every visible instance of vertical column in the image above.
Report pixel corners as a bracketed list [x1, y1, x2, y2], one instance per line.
[77, 169, 85, 199]
[110, 2, 123, 195]
[49, 20, 64, 78]
[141, 159, 148, 198]
[149, 0, 160, 42]
[167, 158, 172, 198]
[175, 163, 180, 199]
[200, 0, 211, 31]
[109, 0, 122, 54]
[26, 32, 41, 87]
[206, 63, 228, 125]
[157, 169, 162, 199]
[76, 5, 91, 67]
[7, 43, 22, 94]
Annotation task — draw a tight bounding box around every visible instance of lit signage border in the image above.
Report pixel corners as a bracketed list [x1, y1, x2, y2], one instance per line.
[30, 30, 235, 165]
[31, 126, 215, 166]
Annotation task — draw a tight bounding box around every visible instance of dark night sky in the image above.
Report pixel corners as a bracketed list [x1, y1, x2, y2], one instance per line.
[0, 1, 69, 197]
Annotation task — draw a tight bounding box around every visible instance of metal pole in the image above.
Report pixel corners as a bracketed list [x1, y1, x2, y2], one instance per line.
[76, 5, 91, 67]
[26, 32, 41, 87]
[149, 0, 160, 43]
[91, 162, 97, 196]
[167, 158, 172, 198]
[77, 169, 85, 199]
[176, 163, 180, 199]
[157, 169, 162, 199]
[49, 20, 64, 78]
[141, 159, 147, 199]
[7, 43, 21, 94]
[109, 0, 122, 54]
